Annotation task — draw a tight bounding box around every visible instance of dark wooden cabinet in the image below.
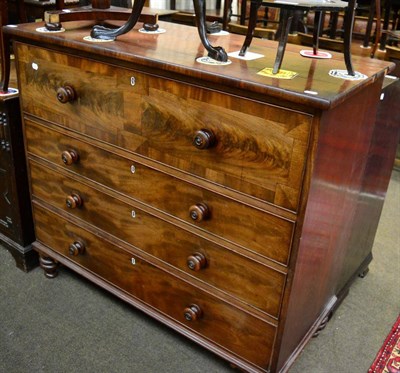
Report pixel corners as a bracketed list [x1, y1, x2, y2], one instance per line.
[0, 93, 36, 271]
[5, 20, 398, 372]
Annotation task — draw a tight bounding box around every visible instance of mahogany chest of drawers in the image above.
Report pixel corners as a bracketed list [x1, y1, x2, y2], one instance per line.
[5, 20, 396, 372]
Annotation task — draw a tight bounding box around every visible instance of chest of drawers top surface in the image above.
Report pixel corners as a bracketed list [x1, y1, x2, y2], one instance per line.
[5, 21, 392, 110]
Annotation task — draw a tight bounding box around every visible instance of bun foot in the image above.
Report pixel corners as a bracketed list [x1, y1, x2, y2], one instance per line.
[358, 267, 369, 278]
[39, 255, 59, 279]
[312, 313, 332, 337]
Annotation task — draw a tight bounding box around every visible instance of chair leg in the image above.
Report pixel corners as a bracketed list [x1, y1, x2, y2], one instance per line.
[313, 11, 322, 55]
[240, 0, 248, 25]
[222, 0, 233, 30]
[0, 32, 10, 93]
[239, 0, 262, 56]
[192, 0, 228, 61]
[343, 0, 356, 75]
[272, 9, 293, 74]
[379, 0, 391, 50]
[329, 12, 339, 39]
[370, 0, 381, 58]
[362, 0, 375, 48]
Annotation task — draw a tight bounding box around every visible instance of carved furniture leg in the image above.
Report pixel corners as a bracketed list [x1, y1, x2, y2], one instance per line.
[343, 0, 356, 75]
[90, 0, 147, 40]
[193, 0, 228, 61]
[239, 0, 262, 56]
[39, 254, 59, 278]
[272, 9, 293, 74]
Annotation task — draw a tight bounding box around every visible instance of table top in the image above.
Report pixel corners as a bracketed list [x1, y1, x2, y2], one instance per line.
[4, 20, 393, 111]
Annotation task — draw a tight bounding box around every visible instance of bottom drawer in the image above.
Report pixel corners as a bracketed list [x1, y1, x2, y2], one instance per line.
[33, 204, 277, 369]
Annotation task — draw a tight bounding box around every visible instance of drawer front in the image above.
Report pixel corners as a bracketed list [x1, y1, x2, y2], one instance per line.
[26, 119, 294, 265]
[29, 160, 286, 317]
[16, 43, 312, 212]
[33, 205, 277, 369]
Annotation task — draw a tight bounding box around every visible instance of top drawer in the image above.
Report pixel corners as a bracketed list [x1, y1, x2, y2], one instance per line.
[16, 43, 312, 211]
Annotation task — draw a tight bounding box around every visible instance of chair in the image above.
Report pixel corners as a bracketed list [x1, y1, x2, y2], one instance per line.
[358, 0, 381, 50]
[379, 0, 400, 50]
[192, 0, 358, 76]
[385, 44, 400, 75]
[239, 0, 357, 75]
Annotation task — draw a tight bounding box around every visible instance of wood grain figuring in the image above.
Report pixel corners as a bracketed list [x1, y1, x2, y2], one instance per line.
[33, 204, 277, 369]
[16, 43, 312, 212]
[29, 160, 286, 317]
[25, 119, 295, 265]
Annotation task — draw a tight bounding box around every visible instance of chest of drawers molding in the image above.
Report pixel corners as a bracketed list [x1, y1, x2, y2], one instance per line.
[8, 21, 396, 373]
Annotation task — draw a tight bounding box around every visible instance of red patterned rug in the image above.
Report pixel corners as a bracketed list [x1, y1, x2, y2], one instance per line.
[369, 315, 400, 373]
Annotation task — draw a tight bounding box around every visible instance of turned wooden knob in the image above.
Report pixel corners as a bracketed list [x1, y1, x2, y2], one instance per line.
[193, 129, 216, 149]
[69, 241, 85, 256]
[183, 304, 203, 321]
[56, 86, 76, 103]
[61, 149, 79, 165]
[189, 203, 210, 222]
[187, 252, 207, 271]
[66, 193, 83, 209]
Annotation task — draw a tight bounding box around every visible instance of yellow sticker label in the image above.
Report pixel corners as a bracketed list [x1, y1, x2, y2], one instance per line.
[257, 68, 298, 79]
